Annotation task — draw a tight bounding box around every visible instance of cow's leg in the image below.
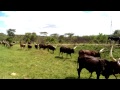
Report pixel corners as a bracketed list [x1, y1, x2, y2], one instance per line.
[105, 75, 109, 79]
[70, 54, 72, 58]
[77, 68, 82, 79]
[96, 72, 100, 79]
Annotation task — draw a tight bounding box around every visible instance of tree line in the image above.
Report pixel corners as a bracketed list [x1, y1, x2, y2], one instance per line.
[1, 29, 120, 44]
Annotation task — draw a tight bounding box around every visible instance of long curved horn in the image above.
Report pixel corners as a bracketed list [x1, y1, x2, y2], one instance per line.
[99, 48, 105, 53]
[110, 45, 117, 61]
[73, 46, 77, 49]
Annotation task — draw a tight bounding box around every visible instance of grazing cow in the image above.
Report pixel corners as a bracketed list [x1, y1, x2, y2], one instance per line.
[35, 44, 39, 49]
[107, 36, 120, 44]
[9, 42, 16, 47]
[39, 44, 48, 50]
[78, 48, 105, 58]
[20, 41, 26, 49]
[27, 42, 32, 49]
[59, 46, 77, 58]
[1, 40, 11, 47]
[2, 40, 7, 46]
[47, 44, 57, 53]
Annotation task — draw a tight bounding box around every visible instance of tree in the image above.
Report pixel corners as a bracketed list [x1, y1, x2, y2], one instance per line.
[46, 36, 56, 44]
[23, 33, 31, 42]
[39, 32, 48, 44]
[40, 32, 48, 36]
[50, 33, 59, 43]
[50, 33, 59, 37]
[113, 30, 120, 36]
[64, 33, 74, 43]
[31, 32, 37, 42]
[58, 35, 64, 43]
[6, 29, 16, 43]
[64, 33, 74, 38]
[0, 33, 7, 41]
[7, 29, 16, 37]
[96, 33, 108, 43]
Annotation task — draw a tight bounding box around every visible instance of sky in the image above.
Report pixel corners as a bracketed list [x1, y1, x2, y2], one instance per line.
[0, 11, 120, 36]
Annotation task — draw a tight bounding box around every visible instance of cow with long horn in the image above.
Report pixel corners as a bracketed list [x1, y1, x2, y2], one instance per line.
[109, 45, 120, 73]
[59, 45, 77, 58]
[78, 48, 105, 58]
[101, 45, 120, 79]
[77, 45, 120, 79]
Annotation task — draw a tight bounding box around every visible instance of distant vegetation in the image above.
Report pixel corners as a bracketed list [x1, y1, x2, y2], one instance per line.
[2, 29, 120, 44]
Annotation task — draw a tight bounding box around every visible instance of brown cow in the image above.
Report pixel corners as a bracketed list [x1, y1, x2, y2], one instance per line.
[78, 48, 104, 58]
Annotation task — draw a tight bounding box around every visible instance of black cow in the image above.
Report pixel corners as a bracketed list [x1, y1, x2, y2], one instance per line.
[39, 44, 48, 50]
[107, 36, 120, 44]
[28, 44, 32, 49]
[47, 44, 57, 53]
[102, 45, 120, 79]
[59, 46, 77, 58]
[35, 44, 39, 49]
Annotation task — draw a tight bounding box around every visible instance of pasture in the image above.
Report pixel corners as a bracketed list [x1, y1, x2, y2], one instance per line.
[0, 43, 120, 79]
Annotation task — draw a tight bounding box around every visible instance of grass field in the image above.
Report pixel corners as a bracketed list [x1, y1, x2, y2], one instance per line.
[0, 43, 120, 79]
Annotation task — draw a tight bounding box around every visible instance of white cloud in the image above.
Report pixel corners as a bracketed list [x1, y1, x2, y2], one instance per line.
[0, 11, 120, 36]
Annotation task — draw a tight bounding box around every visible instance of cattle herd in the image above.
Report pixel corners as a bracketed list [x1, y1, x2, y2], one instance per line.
[1, 38, 120, 79]
[77, 45, 120, 79]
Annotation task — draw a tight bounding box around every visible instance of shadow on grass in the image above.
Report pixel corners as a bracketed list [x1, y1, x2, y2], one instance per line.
[65, 76, 95, 79]
[55, 56, 64, 59]
[55, 56, 72, 59]
[17, 49, 22, 50]
[55, 56, 74, 62]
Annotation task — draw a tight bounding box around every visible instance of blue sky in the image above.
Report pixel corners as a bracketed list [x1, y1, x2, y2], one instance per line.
[0, 11, 120, 36]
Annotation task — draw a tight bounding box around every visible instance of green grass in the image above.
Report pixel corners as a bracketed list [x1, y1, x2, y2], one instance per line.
[0, 44, 120, 79]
